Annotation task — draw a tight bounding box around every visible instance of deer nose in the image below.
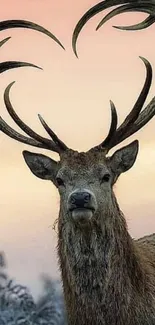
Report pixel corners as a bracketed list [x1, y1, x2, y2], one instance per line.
[69, 191, 91, 209]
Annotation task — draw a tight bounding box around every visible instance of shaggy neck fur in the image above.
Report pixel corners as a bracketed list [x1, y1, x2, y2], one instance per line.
[57, 193, 155, 325]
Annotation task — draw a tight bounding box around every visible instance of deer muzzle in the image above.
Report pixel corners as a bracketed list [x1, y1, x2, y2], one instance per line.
[68, 190, 96, 224]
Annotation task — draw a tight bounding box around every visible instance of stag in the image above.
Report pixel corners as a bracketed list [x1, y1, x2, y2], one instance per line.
[1, 57, 155, 325]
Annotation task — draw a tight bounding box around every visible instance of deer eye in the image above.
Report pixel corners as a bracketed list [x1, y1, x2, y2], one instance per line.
[56, 177, 65, 187]
[101, 173, 110, 183]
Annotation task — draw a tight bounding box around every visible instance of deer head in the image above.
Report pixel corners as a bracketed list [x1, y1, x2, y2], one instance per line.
[1, 57, 155, 225]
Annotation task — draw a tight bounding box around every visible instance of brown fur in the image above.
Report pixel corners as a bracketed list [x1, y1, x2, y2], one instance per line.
[23, 145, 155, 325]
[58, 184, 155, 324]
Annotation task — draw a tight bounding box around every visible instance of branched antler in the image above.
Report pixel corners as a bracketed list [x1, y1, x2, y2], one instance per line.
[72, 0, 155, 57]
[97, 2, 155, 31]
[0, 20, 67, 154]
[0, 82, 68, 154]
[1, 56, 154, 155]
[91, 56, 155, 153]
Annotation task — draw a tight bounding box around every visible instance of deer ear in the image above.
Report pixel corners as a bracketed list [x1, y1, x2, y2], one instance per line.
[22, 150, 58, 181]
[109, 140, 139, 175]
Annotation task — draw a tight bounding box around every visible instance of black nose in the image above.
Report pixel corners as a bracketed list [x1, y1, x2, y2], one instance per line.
[69, 192, 91, 209]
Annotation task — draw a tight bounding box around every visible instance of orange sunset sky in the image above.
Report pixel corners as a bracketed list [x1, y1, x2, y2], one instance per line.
[0, 0, 155, 298]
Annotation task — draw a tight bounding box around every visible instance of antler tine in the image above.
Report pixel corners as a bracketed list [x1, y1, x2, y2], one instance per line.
[1, 82, 64, 153]
[115, 57, 152, 137]
[0, 116, 53, 150]
[92, 100, 118, 152]
[134, 97, 155, 130]
[114, 15, 155, 31]
[4, 82, 56, 146]
[111, 97, 155, 145]
[38, 114, 68, 151]
[0, 20, 65, 50]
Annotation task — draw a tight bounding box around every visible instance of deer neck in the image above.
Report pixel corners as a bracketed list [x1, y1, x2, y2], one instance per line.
[58, 196, 144, 324]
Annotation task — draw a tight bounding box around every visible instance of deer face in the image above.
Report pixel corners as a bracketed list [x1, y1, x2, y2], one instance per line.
[23, 140, 138, 225]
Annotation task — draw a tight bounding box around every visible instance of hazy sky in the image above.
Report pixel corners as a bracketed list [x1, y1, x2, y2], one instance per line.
[0, 0, 155, 298]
